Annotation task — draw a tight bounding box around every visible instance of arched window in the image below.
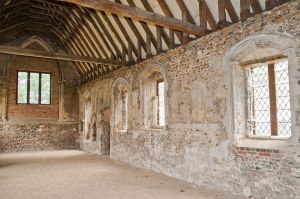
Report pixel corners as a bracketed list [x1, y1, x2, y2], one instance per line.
[225, 33, 299, 140]
[140, 65, 166, 129]
[83, 91, 92, 139]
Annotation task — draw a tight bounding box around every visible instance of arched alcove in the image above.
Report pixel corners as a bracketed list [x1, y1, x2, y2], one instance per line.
[111, 78, 130, 132]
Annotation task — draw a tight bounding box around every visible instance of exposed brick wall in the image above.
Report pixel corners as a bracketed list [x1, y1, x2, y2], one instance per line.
[7, 43, 59, 120]
[235, 147, 282, 158]
[0, 41, 79, 152]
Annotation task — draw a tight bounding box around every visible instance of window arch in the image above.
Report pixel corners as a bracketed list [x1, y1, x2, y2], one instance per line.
[91, 113, 97, 141]
[224, 33, 299, 141]
[83, 90, 92, 139]
[139, 64, 167, 129]
[112, 78, 130, 132]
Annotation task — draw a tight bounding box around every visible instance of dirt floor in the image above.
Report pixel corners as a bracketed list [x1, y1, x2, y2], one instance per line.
[0, 150, 243, 199]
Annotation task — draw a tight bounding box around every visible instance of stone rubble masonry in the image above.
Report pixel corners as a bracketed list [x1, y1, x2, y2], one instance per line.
[0, 123, 79, 152]
[83, 1, 300, 198]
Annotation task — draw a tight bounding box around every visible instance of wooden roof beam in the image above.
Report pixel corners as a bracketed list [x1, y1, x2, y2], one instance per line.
[57, 0, 206, 36]
[0, 45, 130, 66]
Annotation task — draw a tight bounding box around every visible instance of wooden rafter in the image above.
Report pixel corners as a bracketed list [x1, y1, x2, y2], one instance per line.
[83, 8, 122, 60]
[100, 11, 138, 58]
[0, 0, 292, 85]
[218, 0, 239, 28]
[140, 0, 171, 49]
[157, 0, 184, 44]
[39, 2, 93, 77]
[57, 0, 206, 36]
[240, 0, 263, 21]
[198, 0, 218, 31]
[126, 0, 158, 53]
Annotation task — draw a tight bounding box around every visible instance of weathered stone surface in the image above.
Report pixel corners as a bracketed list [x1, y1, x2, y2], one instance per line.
[78, 1, 300, 198]
[0, 122, 79, 152]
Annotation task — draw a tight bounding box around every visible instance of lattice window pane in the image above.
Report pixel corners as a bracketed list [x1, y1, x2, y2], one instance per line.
[275, 61, 291, 137]
[250, 60, 291, 137]
[251, 65, 271, 136]
[17, 72, 28, 104]
[29, 72, 40, 104]
[158, 81, 165, 127]
[41, 73, 51, 104]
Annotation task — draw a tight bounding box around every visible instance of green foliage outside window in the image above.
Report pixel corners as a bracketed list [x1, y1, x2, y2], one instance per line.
[17, 71, 51, 105]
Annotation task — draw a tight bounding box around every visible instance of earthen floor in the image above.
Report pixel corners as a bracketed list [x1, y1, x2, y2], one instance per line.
[0, 150, 242, 199]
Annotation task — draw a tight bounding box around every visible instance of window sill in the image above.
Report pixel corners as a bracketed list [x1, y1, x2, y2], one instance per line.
[83, 140, 97, 143]
[17, 104, 52, 106]
[236, 137, 290, 151]
[114, 130, 128, 133]
[247, 135, 290, 140]
[151, 126, 165, 130]
[144, 126, 166, 131]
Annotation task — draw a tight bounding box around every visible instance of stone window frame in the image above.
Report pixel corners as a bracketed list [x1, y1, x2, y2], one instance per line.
[139, 63, 168, 130]
[91, 113, 97, 142]
[82, 90, 92, 139]
[111, 78, 130, 133]
[224, 33, 300, 148]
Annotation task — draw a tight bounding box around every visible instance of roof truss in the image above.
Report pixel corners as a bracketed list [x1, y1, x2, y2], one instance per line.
[0, 0, 290, 85]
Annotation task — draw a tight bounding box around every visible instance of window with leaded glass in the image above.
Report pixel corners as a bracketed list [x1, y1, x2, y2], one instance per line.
[17, 71, 51, 105]
[248, 60, 291, 137]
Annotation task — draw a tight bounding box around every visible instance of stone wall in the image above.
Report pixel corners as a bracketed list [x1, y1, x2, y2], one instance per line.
[0, 122, 78, 152]
[79, 78, 113, 155]
[78, 1, 300, 198]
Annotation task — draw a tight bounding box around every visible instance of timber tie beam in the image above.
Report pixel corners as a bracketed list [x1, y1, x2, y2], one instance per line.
[0, 45, 129, 66]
